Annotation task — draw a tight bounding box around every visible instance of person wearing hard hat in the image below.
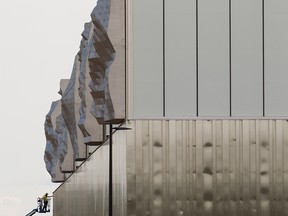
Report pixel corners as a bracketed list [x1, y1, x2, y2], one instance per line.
[42, 193, 49, 212]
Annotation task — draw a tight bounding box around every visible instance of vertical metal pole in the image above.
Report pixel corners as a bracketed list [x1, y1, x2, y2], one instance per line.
[109, 124, 113, 216]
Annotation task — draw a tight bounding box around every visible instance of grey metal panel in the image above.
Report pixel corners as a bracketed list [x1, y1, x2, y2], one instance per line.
[132, 0, 163, 117]
[283, 121, 288, 215]
[126, 120, 136, 216]
[134, 120, 143, 215]
[168, 120, 177, 215]
[259, 120, 270, 215]
[112, 130, 127, 216]
[165, 0, 197, 117]
[231, 0, 263, 116]
[222, 120, 230, 214]
[229, 120, 237, 215]
[202, 120, 213, 215]
[215, 120, 223, 214]
[198, 0, 230, 116]
[265, 0, 288, 116]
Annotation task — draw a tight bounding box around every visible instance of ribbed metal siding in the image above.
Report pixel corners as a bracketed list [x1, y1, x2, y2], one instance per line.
[53, 130, 127, 216]
[53, 119, 288, 215]
[125, 119, 288, 215]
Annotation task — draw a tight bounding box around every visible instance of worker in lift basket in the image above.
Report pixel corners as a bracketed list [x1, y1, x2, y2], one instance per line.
[42, 193, 49, 212]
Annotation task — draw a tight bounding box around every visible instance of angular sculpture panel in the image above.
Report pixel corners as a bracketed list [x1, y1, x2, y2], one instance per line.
[61, 56, 87, 161]
[88, 0, 125, 124]
[78, 22, 104, 145]
[44, 0, 125, 181]
[44, 101, 66, 182]
[58, 79, 75, 173]
[89, 5, 116, 124]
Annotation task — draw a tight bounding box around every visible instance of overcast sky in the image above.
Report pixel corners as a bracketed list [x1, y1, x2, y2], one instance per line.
[0, 0, 96, 215]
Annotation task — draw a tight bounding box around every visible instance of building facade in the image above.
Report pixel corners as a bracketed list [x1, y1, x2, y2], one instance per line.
[45, 0, 288, 215]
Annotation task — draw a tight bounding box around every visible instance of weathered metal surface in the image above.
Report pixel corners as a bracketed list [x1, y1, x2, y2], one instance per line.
[54, 119, 288, 215]
[125, 119, 288, 215]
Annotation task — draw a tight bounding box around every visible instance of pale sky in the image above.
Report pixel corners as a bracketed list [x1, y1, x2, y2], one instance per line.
[0, 0, 96, 215]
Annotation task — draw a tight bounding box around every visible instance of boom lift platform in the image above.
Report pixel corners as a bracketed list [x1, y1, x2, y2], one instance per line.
[25, 197, 51, 216]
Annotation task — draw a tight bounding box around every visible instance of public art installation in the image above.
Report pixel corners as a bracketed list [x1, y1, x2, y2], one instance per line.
[44, 101, 66, 182]
[44, 0, 125, 182]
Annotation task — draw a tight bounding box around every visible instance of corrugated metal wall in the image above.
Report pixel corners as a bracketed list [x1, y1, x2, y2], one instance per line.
[53, 119, 288, 215]
[126, 119, 288, 216]
[53, 131, 127, 216]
